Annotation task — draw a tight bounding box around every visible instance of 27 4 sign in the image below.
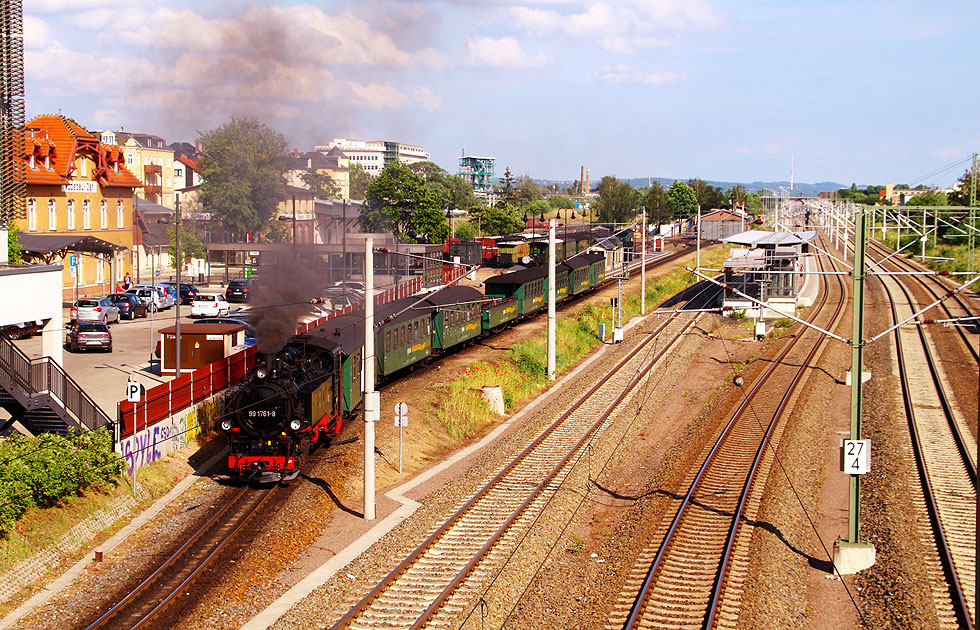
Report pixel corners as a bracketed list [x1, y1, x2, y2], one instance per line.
[840, 439, 870, 475]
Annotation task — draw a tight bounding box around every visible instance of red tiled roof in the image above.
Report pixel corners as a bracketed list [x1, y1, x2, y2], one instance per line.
[24, 114, 141, 189]
[177, 156, 199, 170]
[701, 210, 743, 221]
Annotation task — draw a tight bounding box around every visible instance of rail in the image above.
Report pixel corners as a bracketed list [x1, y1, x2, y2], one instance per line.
[0, 333, 112, 431]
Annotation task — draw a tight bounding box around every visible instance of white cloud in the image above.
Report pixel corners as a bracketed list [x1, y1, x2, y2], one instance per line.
[413, 87, 442, 112]
[595, 64, 684, 85]
[26, 0, 124, 13]
[510, 0, 722, 53]
[23, 16, 53, 50]
[466, 36, 551, 69]
[347, 82, 406, 109]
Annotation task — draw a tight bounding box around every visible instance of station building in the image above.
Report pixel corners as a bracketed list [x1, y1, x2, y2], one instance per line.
[16, 114, 141, 301]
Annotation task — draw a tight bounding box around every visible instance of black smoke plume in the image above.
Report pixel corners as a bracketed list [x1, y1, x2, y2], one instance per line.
[251, 255, 322, 355]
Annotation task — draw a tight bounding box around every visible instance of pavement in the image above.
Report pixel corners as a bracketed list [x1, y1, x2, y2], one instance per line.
[11, 287, 258, 421]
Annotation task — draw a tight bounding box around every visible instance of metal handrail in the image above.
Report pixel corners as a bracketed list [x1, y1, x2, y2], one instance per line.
[0, 335, 111, 431]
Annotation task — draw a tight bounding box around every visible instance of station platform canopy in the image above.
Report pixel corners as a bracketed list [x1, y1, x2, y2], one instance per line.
[18, 234, 128, 264]
[722, 230, 818, 249]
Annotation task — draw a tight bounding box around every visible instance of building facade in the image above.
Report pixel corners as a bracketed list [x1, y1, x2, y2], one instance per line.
[286, 149, 350, 199]
[99, 130, 177, 208]
[315, 138, 429, 176]
[19, 115, 141, 299]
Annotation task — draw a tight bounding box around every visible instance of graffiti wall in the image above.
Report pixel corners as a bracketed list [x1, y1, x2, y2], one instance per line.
[118, 391, 231, 475]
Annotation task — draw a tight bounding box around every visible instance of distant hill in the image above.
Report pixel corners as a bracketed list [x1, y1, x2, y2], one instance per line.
[535, 177, 847, 198]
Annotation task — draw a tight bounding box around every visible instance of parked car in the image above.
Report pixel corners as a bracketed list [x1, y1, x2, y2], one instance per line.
[192, 317, 257, 345]
[126, 287, 165, 312]
[190, 293, 231, 317]
[65, 320, 112, 352]
[70, 298, 120, 324]
[161, 281, 200, 305]
[0, 320, 47, 339]
[132, 284, 176, 309]
[106, 293, 148, 320]
[225, 278, 253, 303]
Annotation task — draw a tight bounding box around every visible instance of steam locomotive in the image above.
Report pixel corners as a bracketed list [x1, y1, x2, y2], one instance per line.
[222, 249, 614, 483]
[222, 335, 343, 482]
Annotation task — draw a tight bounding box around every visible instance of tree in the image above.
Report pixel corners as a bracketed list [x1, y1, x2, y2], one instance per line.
[904, 190, 948, 206]
[948, 169, 978, 206]
[668, 181, 698, 218]
[7, 221, 22, 264]
[726, 184, 748, 209]
[361, 161, 447, 244]
[480, 204, 525, 236]
[427, 174, 479, 213]
[454, 220, 477, 240]
[514, 175, 543, 204]
[547, 195, 575, 210]
[298, 168, 338, 198]
[643, 182, 671, 226]
[408, 161, 448, 181]
[198, 117, 288, 240]
[498, 167, 517, 203]
[687, 178, 725, 212]
[595, 176, 639, 223]
[168, 219, 206, 265]
[348, 163, 370, 200]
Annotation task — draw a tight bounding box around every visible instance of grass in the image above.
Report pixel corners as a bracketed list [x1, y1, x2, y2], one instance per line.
[0, 449, 194, 574]
[433, 245, 729, 441]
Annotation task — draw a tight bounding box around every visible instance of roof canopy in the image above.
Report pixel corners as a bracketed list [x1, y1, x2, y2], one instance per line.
[19, 234, 128, 263]
[722, 230, 818, 248]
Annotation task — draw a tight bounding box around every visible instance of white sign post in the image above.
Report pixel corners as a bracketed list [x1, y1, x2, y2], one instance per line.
[394, 402, 408, 473]
[840, 439, 870, 475]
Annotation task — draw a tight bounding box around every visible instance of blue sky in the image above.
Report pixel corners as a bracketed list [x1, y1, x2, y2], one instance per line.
[24, 0, 980, 188]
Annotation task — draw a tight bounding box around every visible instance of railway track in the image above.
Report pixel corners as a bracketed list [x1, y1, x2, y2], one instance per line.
[83, 485, 277, 630]
[606, 237, 846, 629]
[329, 284, 720, 630]
[871, 246, 977, 630]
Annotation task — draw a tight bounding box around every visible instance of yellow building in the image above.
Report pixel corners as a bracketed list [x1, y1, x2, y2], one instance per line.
[286, 148, 350, 199]
[18, 115, 141, 301]
[98, 130, 177, 208]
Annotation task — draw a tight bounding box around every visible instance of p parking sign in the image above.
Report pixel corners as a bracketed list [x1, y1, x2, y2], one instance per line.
[125, 381, 145, 403]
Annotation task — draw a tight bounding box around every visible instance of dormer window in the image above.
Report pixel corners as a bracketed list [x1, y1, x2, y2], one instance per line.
[28, 153, 35, 169]
[44, 154, 50, 170]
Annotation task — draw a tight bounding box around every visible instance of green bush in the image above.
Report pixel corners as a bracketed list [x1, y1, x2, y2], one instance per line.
[0, 428, 122, 537]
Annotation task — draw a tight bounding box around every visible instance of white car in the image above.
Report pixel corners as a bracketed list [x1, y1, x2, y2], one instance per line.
[126, 287, 165, 313]
[190, 294, 230, 317]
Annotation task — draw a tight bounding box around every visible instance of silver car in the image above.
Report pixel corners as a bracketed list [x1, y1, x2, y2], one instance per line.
[132, 284, 176, 309]
[126, 287, 166, 312]
[70, 298, 120, 324]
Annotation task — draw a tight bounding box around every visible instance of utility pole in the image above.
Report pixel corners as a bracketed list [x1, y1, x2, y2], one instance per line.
[641, 209, 647, 315]
[175, 197, 182, 377]
[969, 152, 977, 273]
[835, 206, 876, 574]
[363, 237, 377, 521]
[547, 219, 556, 380]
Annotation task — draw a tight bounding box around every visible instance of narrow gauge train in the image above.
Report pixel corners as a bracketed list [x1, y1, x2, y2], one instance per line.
[222, 250, 611, 482]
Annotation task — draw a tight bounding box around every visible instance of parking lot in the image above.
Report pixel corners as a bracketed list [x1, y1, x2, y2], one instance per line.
[13, 296, 255, 418]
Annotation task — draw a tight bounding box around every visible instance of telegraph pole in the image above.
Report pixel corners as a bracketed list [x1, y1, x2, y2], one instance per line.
[969, 152, 977, 273]
[641, 209, 647, 315]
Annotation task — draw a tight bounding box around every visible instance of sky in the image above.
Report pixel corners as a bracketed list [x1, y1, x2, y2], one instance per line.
[23, 0, 980, 189]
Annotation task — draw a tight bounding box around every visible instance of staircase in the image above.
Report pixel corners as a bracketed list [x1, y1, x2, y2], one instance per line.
[0, 334, 113, 435]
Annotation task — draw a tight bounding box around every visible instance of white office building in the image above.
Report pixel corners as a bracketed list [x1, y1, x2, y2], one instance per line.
[315, 139, 429, 176]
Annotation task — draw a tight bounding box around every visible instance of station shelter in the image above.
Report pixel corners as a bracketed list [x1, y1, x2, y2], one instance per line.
[720, 230, 817, 319]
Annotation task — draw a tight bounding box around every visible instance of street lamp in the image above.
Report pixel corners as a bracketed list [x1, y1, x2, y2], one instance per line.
[445, 207, 454, 239]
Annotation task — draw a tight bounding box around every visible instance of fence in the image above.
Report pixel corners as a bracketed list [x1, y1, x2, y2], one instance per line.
[117, 268, 467, 433]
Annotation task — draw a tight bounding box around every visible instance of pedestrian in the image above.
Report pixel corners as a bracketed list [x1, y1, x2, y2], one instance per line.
[123, 273, 132, 290]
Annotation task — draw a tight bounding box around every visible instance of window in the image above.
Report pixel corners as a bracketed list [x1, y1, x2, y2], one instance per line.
[385, 331, 391, 352]
[175, 167, 183, 177]
[96, 258, 105, 283]
[414, 321, 419, 340]
[67, 200, 75, 230]
[83, 200, 91, 229]
[48, 199, 56, 229]
[117, 200, 123, 227]
[400, 326, 405, 346]
[78, 158, 85, 177]
[27, 199, 36, 231]
[100, 200, 107, 228]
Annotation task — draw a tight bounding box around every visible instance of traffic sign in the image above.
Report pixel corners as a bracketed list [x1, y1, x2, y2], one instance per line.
[840, 439, 870, 475]
[395, 402, 408, 427]
[69, 255, 77, 267]
[125, 381, 145, 403]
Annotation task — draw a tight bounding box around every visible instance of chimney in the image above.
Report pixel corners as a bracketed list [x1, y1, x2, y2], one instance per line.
[580, 166, 585, 194]
[586, 168, 590, 193]
[294, 148, 300, 158]
[194, 140, 199, 153]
